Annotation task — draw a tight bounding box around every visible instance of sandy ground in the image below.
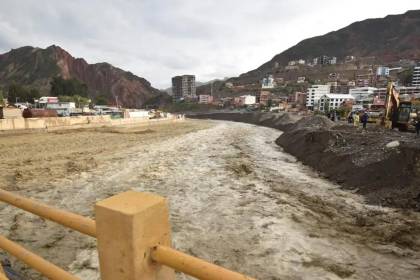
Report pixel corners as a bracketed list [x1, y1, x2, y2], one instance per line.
[1, 120, 420, 280]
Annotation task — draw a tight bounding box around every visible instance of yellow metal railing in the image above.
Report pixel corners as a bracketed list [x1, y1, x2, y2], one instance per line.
[0, 189, 256, 280]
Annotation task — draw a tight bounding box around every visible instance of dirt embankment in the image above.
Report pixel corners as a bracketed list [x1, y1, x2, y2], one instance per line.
[190, 112, 301, 131]
[189, 112, 420, 210]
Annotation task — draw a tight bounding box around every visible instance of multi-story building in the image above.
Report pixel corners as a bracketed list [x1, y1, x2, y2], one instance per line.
[198, 95, 214, 104]
[234, 95, 256, 106]
[374, 86, 420, 101]
[296, 92, 307, 105]
[259, 91, 270, 106]
[171, 75, 196, 100]
[376, 66, 390, 77]
[319, 55, 329, 65]
[293, 92, 307, 107]
[318, 94, 355, 112]
[297, 76, 306, 83]
[349, 87, 377, 105]
[413, 66, 420, 87]
[306, 85, 331, 110]
[261, 75, 275, 89]
[329, 57, 337, 65]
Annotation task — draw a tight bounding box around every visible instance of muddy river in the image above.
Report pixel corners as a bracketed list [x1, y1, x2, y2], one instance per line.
[1, 120, 419, 279]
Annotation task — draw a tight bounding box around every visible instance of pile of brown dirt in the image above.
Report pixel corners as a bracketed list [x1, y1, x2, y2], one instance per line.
[190, 112, 301, 131]
[276, 116, 420, 210]
[288, 114, 335, 131]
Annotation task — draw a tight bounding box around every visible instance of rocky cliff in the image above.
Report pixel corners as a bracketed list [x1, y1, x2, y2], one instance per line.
[0, 45, 164, 107]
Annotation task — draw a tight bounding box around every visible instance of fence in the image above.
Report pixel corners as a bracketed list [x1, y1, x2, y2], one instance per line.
[0, 189, 255, 280]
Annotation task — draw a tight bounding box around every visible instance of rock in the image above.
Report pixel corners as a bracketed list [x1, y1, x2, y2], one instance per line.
[386, 140, 400, 149]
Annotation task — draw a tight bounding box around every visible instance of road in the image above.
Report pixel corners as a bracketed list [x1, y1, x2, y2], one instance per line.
[1, 120, 419, 279]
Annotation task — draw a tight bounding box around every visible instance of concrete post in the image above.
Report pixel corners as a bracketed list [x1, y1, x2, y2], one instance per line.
[0, 262, 7, 280]
[95, 191, 175, 280]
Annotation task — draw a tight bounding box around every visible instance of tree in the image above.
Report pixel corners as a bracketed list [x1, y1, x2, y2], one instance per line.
[50, 76, 89, 97]
[94, 95, 108, 105]
[28, 89, 40, 103]
[58, 95, 91, 108]
[0, 90, 4, 106]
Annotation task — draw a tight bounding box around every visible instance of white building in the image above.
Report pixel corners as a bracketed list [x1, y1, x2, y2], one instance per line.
[376, 66, 390, 77]
[297, 76, 306, 83]
[329, 57, 337, 65]
[234, 95, 256, 106]
[38, 96, 59, 105]
[413, 66, 420, 87]
[46, 102, 76, 116]
[306, 85, 331, 109]
[198, 95, 214, 104]
[318, 94, 355, 112]
[298, 59, 306, 65]
[261, 75, 275, 89]
[349, 87, 377, 104]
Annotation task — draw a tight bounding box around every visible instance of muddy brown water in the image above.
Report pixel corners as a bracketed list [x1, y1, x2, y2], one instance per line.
[1, 120, 419, 279]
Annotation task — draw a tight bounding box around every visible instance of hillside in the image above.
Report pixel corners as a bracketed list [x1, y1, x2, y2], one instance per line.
[231, 10, 420, 85]
[0, 45, 165, 108]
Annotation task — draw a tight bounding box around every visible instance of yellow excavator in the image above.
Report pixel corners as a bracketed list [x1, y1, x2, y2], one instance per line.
[384, 82, 420, 131]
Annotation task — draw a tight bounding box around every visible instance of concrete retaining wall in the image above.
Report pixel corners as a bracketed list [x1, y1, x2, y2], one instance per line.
[0, 115, 184, 132]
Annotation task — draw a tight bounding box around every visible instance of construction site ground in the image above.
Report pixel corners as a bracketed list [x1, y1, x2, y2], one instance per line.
[0, 119, 420, 279]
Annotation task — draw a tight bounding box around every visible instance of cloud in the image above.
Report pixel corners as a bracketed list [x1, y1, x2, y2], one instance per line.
[0, 0, 418, 88]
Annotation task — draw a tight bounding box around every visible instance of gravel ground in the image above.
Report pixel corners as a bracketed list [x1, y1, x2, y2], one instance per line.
[1, 120, 420, 280]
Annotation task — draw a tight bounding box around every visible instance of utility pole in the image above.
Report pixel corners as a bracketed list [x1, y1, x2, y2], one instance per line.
[115, 95, 119, 108]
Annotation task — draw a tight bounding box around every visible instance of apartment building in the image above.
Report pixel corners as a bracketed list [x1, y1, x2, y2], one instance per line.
[349, 87, 377, 104]
[198, 95, 214, 104]
[413, 66, 420, 87]
[374, 86, 420, 101]
[172, 75, 196, 100]
[305, 85, 331, 109]
[318, 94, 355, 112]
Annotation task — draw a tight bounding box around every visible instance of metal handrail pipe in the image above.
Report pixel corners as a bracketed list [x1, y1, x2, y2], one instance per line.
[151, 245, 256, 280]
[0, 189, 96, 237]
[0, 235, 80, 280]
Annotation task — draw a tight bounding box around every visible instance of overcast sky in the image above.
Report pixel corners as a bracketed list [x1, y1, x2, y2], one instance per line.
[0, 1, 418, 88]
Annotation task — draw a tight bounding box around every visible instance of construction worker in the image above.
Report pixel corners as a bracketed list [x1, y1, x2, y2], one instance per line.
[347, 111, 353, 124]
[361, 111, 369, 130]
[353, 111, 360, 128]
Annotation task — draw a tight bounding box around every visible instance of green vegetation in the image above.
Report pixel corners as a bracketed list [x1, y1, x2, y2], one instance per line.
[0, 90, 5, 106]
[7, 82, 40, 103]
[94, 95, 108, 105]
[58, 95, 91, 108]
[50, 76, 88, 97]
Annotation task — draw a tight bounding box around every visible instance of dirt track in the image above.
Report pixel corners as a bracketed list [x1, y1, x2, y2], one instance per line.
[1, 120, 420, 279]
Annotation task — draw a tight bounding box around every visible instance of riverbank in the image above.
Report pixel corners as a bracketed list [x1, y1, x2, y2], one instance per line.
[190, 112, 420, 210]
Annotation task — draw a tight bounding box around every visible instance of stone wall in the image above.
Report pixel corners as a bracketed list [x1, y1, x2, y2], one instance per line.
[0, 115, 184, 132]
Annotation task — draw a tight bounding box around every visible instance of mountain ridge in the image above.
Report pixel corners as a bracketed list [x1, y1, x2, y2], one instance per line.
[232, 9, 420, 84]
[0, 45, 164, 107]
